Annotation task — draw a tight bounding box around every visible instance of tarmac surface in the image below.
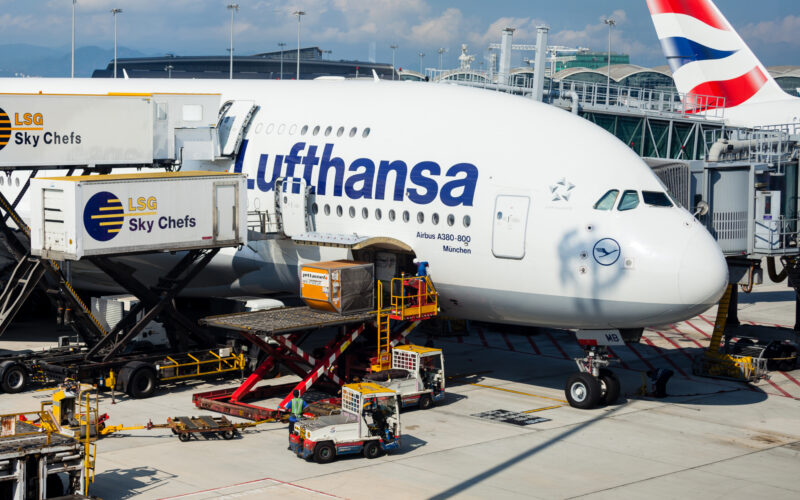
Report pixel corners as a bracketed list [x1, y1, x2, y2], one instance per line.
[2, 279, 800, 499]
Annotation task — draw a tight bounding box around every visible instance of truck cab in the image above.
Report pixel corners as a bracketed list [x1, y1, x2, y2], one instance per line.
[289, 382, 400, 463]
[366, 345, 445, 410]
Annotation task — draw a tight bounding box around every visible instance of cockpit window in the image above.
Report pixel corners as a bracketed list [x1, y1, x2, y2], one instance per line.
[593, 190, 619, 211]
[642, 191, 673, 207]
[617, 190, 639, 211]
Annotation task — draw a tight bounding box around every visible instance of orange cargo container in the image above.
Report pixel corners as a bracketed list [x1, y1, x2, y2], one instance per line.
[300, 260, 374, 314]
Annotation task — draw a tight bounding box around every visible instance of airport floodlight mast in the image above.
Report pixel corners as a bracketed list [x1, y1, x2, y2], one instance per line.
[294, 10, 306, 80]
[111, 8, 122, 79]
[390, 44, 398, 80]
[71, 0, 76, 78]
[418, 51, 424, 74]
[227, 3, 239, 80]
[604, 17, 616, 105]
[438, 47, 447, 71]
[278, 42, 286, 79]
[164, 64, 173, 78]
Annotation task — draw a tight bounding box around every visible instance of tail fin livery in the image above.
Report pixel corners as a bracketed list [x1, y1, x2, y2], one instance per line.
[647, 0, 788, 111]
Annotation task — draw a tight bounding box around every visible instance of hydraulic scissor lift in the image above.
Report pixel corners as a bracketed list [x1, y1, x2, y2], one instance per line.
[193, 275, 438, 421]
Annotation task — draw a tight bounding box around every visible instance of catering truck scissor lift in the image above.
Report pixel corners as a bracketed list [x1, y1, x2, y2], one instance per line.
[0, 92, 261, 396]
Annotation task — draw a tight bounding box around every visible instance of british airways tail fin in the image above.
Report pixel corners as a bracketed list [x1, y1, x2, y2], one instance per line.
[647, 0, 789, 110]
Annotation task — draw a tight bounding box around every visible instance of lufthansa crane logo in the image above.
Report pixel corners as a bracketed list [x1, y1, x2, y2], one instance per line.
[83, 191, 124, 241]
[592, 238, 621, 266]
[0, 108, 10, 151]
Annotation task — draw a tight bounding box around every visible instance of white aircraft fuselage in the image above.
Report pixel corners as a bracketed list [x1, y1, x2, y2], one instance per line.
[0, 78, 728, 329]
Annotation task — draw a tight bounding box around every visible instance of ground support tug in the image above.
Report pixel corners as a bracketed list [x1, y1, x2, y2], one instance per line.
[289, 382, 401, 463]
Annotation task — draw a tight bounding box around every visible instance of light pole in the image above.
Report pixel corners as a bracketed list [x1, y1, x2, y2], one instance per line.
[438, 47, 446, 71]
[418, 51, 424, 75]
[71, 0, 76, 78]
[278, 42, 286, 79]
[164, 64, 173, 79]
[227, 4, 239, 80]
[604, 17, 615, 105]
[390, 44, 398, 80]
[293, 10, 306, 80]
[111, 8, 122, 79]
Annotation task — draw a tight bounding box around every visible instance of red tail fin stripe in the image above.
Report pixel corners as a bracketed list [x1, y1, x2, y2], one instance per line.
[646, 0, 729, 31]
[688, 66, 767, 110]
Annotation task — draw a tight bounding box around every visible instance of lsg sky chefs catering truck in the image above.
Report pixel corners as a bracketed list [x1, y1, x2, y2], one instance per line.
[0, 172, 250, 397]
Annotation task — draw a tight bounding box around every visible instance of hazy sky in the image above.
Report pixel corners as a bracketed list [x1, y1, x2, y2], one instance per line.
[2, 1, 798, 70]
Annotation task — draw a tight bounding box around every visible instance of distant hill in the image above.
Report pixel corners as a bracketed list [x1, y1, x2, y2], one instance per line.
[0, 44, 152, 78]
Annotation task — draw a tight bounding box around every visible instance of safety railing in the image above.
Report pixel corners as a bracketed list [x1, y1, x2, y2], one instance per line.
[553, 80, 727, 119]
[247, 210, 279, 234]
[0, 410, 60, 443]
[753, 216, 800, 255]
[389, 275, 438, 321]
[156, 350, 246, 381]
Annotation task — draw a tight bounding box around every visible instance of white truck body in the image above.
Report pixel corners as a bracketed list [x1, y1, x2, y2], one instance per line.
[29, 171, 247, 260]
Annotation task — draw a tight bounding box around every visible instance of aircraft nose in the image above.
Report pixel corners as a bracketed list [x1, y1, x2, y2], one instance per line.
[678, 225, 728, 308]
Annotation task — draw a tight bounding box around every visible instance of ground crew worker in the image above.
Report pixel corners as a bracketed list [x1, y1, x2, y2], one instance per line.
[288, 390, 307, 436]
[415, 259, 429, 277]
[647, 368, 674, 398]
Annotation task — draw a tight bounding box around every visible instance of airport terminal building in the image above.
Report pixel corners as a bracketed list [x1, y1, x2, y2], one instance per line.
[92, 46, 395, 80]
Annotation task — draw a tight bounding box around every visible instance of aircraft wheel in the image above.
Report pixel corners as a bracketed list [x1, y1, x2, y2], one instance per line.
[314, 442, 336, 464]
[565, 372, 601, 409]
[598, 368, 620, 406]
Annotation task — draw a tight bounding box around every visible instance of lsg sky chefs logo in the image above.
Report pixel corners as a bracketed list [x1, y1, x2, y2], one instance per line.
[83, 191, 198, 242]
[0, 105, 81, 151]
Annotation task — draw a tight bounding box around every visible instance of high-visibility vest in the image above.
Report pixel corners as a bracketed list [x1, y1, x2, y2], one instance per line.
[291, 397, 304, 417]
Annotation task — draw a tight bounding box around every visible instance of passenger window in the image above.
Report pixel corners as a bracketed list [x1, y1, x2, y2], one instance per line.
[642, 191, 673, 207]
[417, 212, 424, 223]
[388, 209, 396, 221]
[349, 206, 356, 218]
[432, 213, 439, 225]
[617, 190, 640, 211]
[313, 125, 320, 136]
[301, 125, 309, 135]
[362, 207, 368, 219]
[402, 211, 410, 222]
[463, 215, 471, 227]
[336, 205, 343, 217]
[362, 127, 371, 138]
[594, 190, 619, 211]
[375, 208, 382, 220]
[349, 127, 357, 137]
[324, 204, 331, 216]
[447, 214, 455, 226]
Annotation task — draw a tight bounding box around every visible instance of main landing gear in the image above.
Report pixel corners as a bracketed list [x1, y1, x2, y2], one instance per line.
[564, 330, 626, 409]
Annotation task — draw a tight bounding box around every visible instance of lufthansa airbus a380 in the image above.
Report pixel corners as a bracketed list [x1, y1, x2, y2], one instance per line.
[0, 75, 727, 408]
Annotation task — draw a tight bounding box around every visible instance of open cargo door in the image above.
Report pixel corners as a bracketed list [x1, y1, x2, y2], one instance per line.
[217, 100, 257, 158]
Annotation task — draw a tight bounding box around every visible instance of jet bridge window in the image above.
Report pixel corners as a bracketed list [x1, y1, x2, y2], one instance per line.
[642, 191, 673, 207]
[617, 190, 640, 211]
[593, 190, 619, 211]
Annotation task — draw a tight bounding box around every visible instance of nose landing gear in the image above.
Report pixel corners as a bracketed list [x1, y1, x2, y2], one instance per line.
[565, 330, 625, 409]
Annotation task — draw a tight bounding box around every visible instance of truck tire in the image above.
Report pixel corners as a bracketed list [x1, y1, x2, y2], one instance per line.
[127, 365, 157, 399]
[363, 441, 381, 459]
[598, 368, 620, 406]
[1, 363, 29, 393]
[418, 394, 433, 410]
[313, 442, 336, 464]
[565, 372, 601, 409]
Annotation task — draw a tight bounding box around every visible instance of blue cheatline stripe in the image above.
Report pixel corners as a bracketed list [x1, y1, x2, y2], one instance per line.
[659, 36, 738, 73]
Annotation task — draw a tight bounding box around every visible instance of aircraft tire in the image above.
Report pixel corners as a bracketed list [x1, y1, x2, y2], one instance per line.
[565, 372, 601, 409]
[598, 368, 620, 406]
